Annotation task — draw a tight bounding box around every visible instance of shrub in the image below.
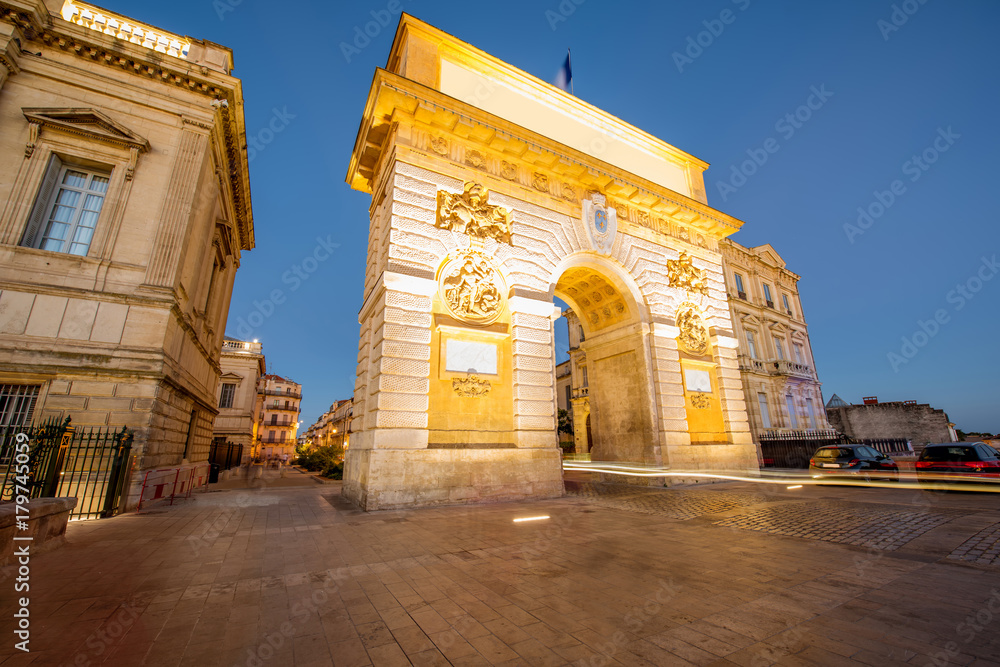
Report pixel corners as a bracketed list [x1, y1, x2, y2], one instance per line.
[295, 444, 343, 472]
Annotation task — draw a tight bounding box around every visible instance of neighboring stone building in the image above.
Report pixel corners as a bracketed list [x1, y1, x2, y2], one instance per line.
[0, 2, 254, 500]
[720, 240, 830, 439]
[259, 374, 300, 459]
[212, 337, 265, 462]
[825, 395, 957, 451]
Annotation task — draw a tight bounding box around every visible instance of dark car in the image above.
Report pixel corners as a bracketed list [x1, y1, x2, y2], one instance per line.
[808, 444, 899, 481]
[916, 443, 1000, 483]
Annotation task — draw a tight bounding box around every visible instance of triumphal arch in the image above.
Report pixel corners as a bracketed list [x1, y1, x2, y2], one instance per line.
[344, 15, 756, 510]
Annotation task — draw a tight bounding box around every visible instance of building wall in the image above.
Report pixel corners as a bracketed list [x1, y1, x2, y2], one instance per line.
[826, 402, 955, 450]
[720, 240, 830, 439]
[213, 338, 265, 459]
[259, 374, 300, 459]
[0, 3, 254, 485]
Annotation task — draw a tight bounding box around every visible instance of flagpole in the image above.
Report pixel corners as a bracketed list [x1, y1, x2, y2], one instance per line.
[568, 48, 573, 95]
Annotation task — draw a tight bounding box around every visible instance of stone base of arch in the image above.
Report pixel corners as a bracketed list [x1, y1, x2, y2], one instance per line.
[343, 445, 563, 511]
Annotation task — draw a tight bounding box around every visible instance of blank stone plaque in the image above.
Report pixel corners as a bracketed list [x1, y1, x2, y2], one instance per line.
[445, 340, 498, 375]
[684, 369, 712, 393]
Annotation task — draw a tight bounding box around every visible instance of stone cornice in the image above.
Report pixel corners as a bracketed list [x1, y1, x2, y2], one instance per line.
[348, 69, 745, 246]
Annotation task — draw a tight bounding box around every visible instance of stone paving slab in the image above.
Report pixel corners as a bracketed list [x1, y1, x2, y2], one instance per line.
[1, 479, 999, 666]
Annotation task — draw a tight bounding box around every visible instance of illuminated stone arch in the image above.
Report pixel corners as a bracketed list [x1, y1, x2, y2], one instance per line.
[341, 15, 757, 510]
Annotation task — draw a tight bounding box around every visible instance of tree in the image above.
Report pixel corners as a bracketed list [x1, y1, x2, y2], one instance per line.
[557, 409, 574, 435]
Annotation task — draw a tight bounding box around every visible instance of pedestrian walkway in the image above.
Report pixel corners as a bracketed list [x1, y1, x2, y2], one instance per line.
[2, 479, 999, 666]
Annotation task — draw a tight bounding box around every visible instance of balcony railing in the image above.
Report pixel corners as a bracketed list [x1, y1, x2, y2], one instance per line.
[572, 386, 589, 399]
[223, 339, 262, 353]
[770, 359, 813, 378]
[738, 354, 765, 373]
[264, 389, 301, 399]
[265, 405, 300, 413]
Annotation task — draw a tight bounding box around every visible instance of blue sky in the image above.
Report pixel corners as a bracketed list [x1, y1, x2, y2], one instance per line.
[104, 0, 1000, 433]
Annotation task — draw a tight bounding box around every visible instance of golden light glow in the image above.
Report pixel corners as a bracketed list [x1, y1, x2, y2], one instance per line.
[513, 516, 550, 523]
[787, 485, 803, 490]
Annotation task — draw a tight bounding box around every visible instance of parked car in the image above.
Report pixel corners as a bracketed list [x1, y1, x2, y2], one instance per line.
[916, 443, 1000, 484]
[808, 444, 899, 481]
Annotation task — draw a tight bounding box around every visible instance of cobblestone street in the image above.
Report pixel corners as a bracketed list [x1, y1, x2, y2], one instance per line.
[3, 473, 1000, 666]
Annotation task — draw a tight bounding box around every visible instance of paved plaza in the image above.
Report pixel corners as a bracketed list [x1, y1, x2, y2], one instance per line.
[3, 470, 1000, 666]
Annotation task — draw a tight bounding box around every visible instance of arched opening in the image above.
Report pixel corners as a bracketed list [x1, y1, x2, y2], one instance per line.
[551, 259, 660, 466]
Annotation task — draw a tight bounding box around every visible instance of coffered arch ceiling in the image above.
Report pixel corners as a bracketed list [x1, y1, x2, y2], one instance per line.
[555, 267, 636, 335]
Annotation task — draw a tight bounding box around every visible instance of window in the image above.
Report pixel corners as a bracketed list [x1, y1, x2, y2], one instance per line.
[565, 384, 571, 408]
[0, 385, 39, 429]
[757, 393, 771, 428]
[774, 337, 785, 360]
[745, 331, 758, 359]
[579, 326, 585, 342]
[219, 383, 236, 409]
[785, 395, 797, 429]
[279, 431, 286, 442]
[806, 398, 816, 428]
[284, 400, 290, 409]
[270, 415, 277, 425]
[734, 273, 746, 298]
[762, 284, 773, 307]
[793, 343, 805, 364]
[272, 399, 279, 408]
[582, 367, 588, 387]
[782, 294, 792, 316]
[268, 430, 275, 442]
[22, 157, 110, 256]
[0, 385, 39, 462]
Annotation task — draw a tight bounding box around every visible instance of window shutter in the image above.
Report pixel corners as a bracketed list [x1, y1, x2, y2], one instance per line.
[20, 154, 63, 248]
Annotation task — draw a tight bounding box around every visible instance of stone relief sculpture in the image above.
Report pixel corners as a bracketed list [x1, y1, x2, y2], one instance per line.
[453, 374, 492, 397]
[439, 250, 505, 325]
[436, 182, 512, 244]
[691, 393, 711, 409]
[676, 301, 710, 356]
[666, 251, 708, 296]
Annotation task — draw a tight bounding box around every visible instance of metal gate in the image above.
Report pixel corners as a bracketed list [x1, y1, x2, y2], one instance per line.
[0, 417, 134, 520]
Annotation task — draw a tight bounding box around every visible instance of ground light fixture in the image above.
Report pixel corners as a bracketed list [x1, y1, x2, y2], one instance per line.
[512, 516, 550, 523]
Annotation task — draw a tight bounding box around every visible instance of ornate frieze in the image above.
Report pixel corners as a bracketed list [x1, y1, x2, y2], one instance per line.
[439, 249, 506, 325]
[453, 374, 491, 397]
[430, 136, 449, 155]
[676, 301, 709, 356]
[666, 251, 708, 296]
[464, 149, 486, 169]
[436, 182, 512, 244]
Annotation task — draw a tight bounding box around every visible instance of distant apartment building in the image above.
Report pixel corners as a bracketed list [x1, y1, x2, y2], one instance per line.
[304, 398, 351, 450]
[720, 240, 830, 439]
[213, 338, 265, 461]
[825, 394, 958, 451]
[259, 374, 301, 459]
[0, 2, 254, 499]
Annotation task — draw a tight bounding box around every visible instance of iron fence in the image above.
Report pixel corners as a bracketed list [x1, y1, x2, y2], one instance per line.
[209, 441, 243, 470]
[0, 417, 134, 519]
[758, 431, 851, 469]
[757, 431, 913, 468]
